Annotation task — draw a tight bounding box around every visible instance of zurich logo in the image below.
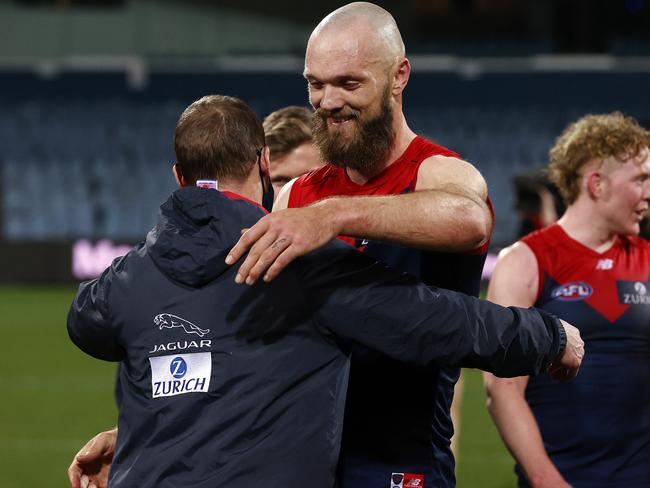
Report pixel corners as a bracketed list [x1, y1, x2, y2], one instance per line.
[170, 357, 188, 379]
[551, 281, 593, 301]
[634, 282, 647, 296]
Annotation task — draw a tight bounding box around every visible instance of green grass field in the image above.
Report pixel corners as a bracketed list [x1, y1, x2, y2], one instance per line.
[1, 286, 517, 487]
[1, 286, 118, 488]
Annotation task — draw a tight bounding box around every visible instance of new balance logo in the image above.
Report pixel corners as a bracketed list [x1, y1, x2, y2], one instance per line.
[391, 473, 424, 488]
[596, 259, 613, 270]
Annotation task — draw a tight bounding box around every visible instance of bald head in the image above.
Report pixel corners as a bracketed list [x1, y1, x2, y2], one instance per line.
[303, 1, 410, 172]
[309, 2, 405, 67]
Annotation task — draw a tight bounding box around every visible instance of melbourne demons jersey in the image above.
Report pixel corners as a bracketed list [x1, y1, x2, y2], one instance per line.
[289, 136, 489, 488]
[520, 224, 650, 488]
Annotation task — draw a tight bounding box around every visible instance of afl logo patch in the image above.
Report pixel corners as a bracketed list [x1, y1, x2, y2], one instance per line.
[551, 281, 593, 301]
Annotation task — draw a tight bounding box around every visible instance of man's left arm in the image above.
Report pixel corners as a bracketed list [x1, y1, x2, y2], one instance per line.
[296, 244, 580, 378]
[227, 156, 492, 284]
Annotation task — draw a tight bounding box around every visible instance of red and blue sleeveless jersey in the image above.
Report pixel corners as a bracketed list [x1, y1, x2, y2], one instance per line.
[289, 136, 489, 488]
[520, 224, 650, 488]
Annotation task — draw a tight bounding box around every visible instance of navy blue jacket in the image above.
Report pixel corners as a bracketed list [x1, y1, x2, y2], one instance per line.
[68, 187, 566, 488]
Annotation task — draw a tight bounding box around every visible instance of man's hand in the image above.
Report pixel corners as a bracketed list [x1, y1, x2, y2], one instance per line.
[225, 204, 340, 285]
[68, 428, 117, 488]
[548, 320, 584, 382]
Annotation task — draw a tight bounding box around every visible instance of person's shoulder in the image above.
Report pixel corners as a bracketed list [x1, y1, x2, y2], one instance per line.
[516, 225, 574, 281]
[220, 190, 268, 216]
[496, 240, 537, 268]
[293, 164, 340, 189]
[620, 234, 650, 253]
[488, 239, 540, 305]
[415, 143, 487, 199]
[101, 242, 149, 291]
[415, 135, 460, 159]
[109, 242, 144, 272]
[520, 224, 560, 249]
[287, 164, 344, 208]
[624, 234, 650, 247]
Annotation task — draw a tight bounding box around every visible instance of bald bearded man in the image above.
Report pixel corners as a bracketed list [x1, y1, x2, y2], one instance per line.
[227, 3, 494, 487]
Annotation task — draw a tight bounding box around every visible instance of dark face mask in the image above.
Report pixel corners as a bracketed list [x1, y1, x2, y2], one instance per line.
[257, 149, 274, 212]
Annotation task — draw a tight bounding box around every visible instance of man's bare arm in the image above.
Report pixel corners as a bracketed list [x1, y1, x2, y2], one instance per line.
[227, 156, 492, 284]
[311, 156, 492, 250]
[484, 243, 572, 488]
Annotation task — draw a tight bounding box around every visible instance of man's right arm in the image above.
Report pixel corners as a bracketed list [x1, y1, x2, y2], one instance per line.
[298, 242, 583, 378]
[483, 242, 572, 488]
[67, 260, 125, 488]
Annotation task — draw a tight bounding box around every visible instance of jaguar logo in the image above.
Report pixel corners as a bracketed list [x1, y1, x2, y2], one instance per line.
[154, 314, 210, 338]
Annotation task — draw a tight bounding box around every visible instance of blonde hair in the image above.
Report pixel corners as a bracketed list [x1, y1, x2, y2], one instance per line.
[549, 112, 650, 205]
[263, 106, 312, 159]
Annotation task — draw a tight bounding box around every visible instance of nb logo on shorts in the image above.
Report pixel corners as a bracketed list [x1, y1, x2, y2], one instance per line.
[391, 472, 424, 488]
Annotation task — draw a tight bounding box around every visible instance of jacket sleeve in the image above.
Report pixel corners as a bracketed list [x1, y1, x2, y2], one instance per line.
[67, 258, 125, 362]
[298, 242, 565, 377]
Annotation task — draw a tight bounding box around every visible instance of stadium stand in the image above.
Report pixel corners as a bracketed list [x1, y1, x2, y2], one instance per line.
[1, 71, 649, 246]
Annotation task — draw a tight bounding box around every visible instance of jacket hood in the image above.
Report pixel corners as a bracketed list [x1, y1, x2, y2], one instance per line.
[146, 187, 266, 287]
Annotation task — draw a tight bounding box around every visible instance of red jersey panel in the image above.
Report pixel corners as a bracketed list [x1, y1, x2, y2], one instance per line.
[523, 223, 650, 327]
[289, 135, 458, 205]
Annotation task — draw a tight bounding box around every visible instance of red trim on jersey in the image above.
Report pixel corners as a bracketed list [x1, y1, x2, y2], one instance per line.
[221, 191, 268, 214]
[520, 231, 546, 303]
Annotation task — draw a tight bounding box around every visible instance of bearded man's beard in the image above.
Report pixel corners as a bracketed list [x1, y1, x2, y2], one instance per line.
[311, 87, 395, 176]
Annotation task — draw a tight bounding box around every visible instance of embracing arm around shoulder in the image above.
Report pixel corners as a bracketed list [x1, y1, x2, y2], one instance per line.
[484, 242, 572, 488]
[227, 156, 492, 284]
[296, 243, 565, 376]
